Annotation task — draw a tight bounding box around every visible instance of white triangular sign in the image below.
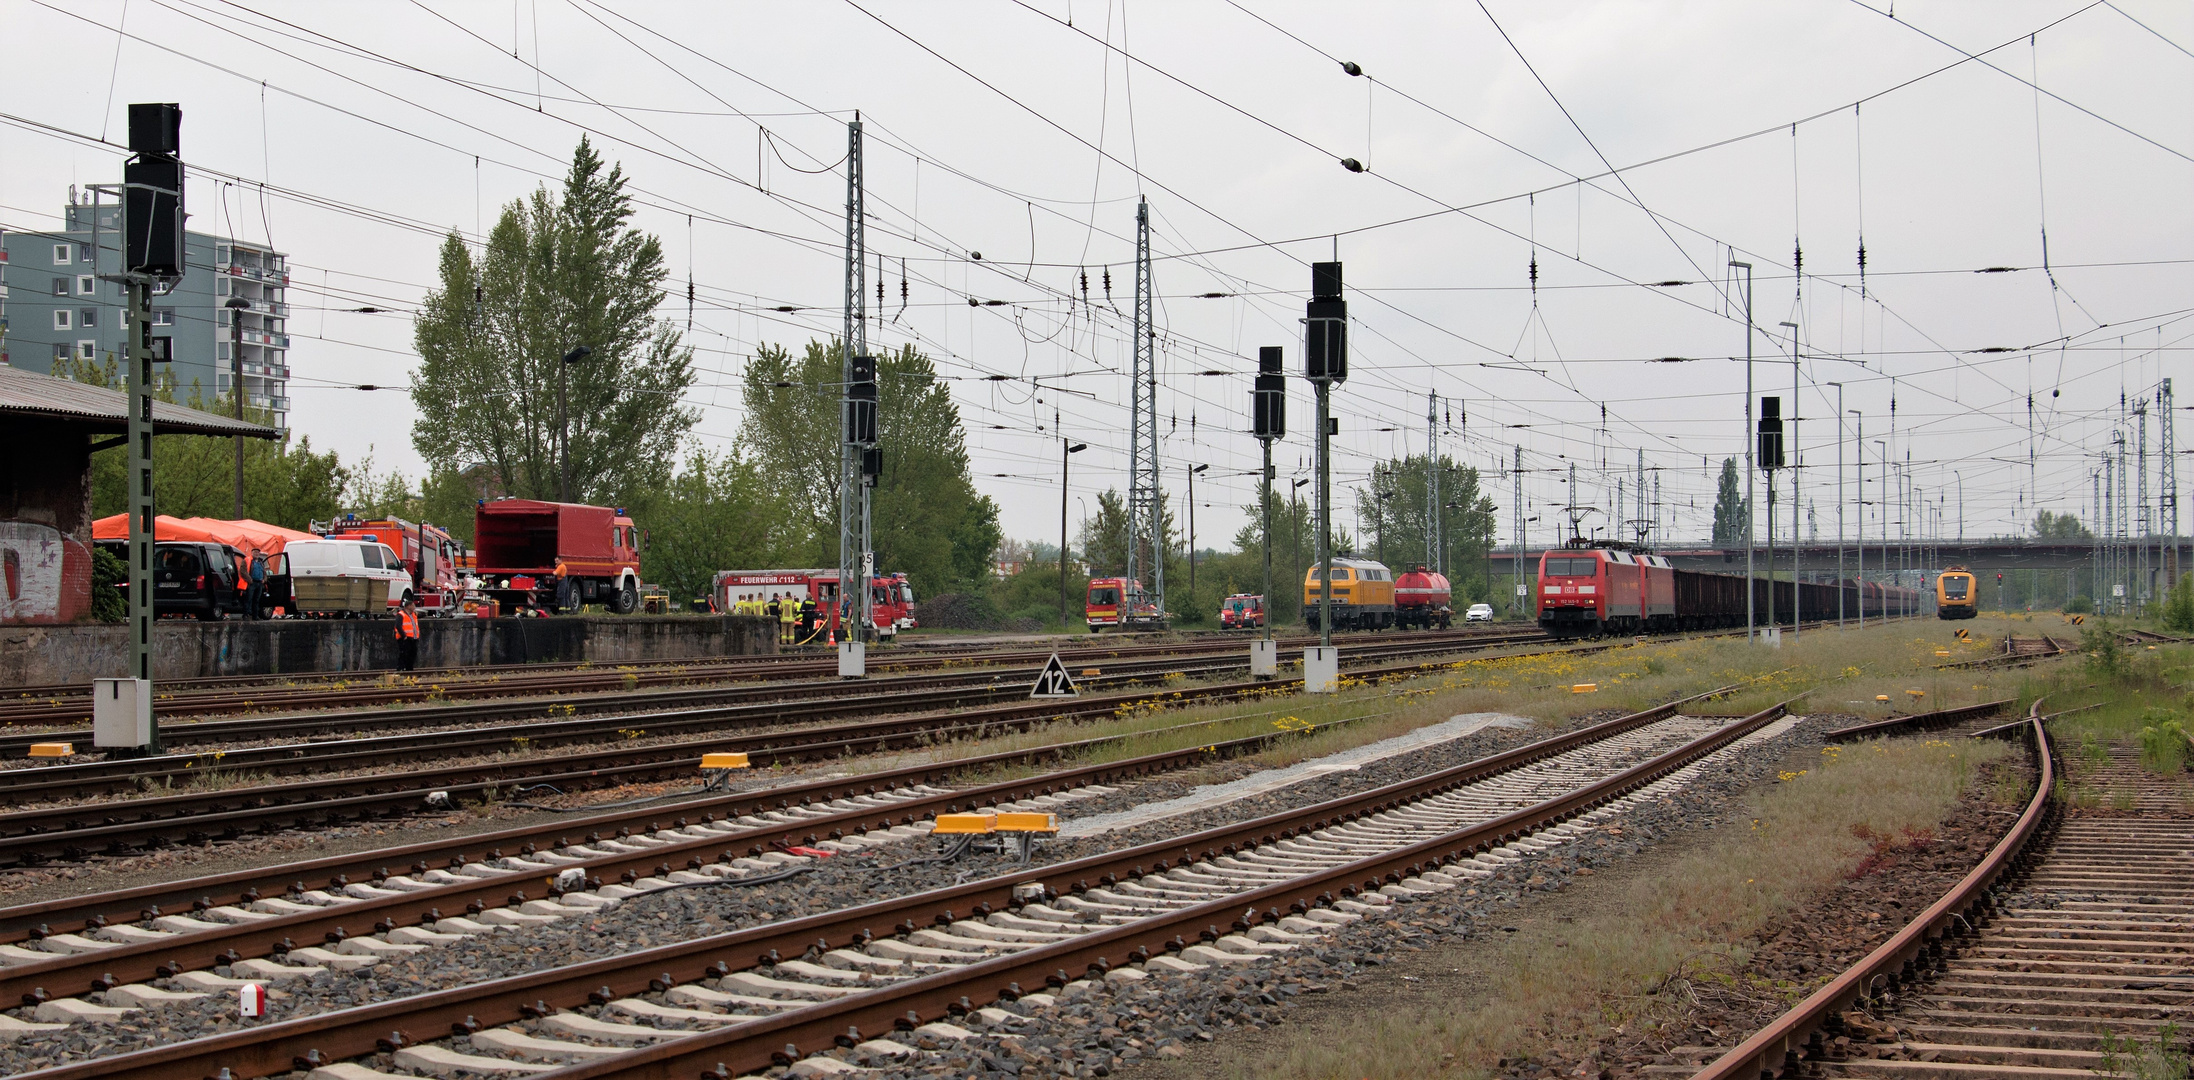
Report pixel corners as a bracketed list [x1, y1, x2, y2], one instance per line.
[1030, 653, 1079, 698]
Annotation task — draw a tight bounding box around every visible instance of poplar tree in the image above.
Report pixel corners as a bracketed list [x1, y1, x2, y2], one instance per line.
[410, 138, 697, 505]
[1711, 458, 1748, 545]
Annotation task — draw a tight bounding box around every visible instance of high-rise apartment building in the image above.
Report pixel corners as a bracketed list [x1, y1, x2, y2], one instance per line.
[0, 189, 292, 430]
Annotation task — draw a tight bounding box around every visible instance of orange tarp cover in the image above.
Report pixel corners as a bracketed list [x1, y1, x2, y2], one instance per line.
[91, 515, 314, 556]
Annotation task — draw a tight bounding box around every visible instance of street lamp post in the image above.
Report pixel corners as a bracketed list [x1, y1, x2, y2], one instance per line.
[558, 345, 593, 501]
[1876, 439, 1889, 618]
[1852, 409, 1864, 629]
[1059, 438, 1086, 629]
[1187, 463, 1209, 609]
[1730, 259, 1756, 642]
[1778, 321, 1800, 640]
[1827, 382, 1844, 626]
[225, 296, 251, 519]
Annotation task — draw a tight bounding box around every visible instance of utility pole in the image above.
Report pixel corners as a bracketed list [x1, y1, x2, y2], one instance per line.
[1187, 463, 1208, 603]
[1126, 200, 1164, 627]
[1426, 391, 1442, 577]
[1512, 445, 1524, 616]
[112, 103, 185, 756]
[1058, 415, 1085, 629]
[227, 295, 250, 518]
[838, 114, 867, 676]
[1852, 410, 1864, 629]
[1731, 259, 1756, 641]
[1304, 261, 1348, 691]
[1760, 395, 1784, 637]
[1779, 321, 1800, 638]
[2162, 378, 2179, 585]
[1828, 383, 1844, 626]
[1252, 346, 1286, 676]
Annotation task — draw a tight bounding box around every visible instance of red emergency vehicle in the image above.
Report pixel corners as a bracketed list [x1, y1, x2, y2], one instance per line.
[1218, 593, 1263, 630]
[1393, 565, 1454, 629]
[710, 569, 917, 640]
[474, 500, 644, 614]
[1085, 576, 1165, 633]
[315, 514, 464, 614]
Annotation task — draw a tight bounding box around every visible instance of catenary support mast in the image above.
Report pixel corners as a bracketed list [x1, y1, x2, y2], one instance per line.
[1127, 200, 1163, 624]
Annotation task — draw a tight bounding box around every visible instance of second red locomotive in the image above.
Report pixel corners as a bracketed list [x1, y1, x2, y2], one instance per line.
[1537, 539, 1925, 639]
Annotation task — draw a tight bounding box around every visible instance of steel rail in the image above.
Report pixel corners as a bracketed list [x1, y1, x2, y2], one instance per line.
[0, 627, 1494, 724]
[11, 688, 1776, 1080]
[0, 682, 1743, 1014]
[1689, 698, 2058, 1080]
[1815, 697, 2013, 743]
[0, 634, 1568, 864]
[0, 630, 1543, 755]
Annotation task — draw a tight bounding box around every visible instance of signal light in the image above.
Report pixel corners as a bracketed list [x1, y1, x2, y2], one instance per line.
[124, 104, 185, 280]
[1253, 346, 1286, 440]
[1757, 397, 1784, 470]
[1304, 263, 1346, 383]
[846, 354, 878, 446]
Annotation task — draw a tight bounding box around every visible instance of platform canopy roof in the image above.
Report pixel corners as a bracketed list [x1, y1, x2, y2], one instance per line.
[0, 365, 278, 438]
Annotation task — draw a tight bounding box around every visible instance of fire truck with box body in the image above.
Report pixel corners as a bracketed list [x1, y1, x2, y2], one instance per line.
[473, 499, 644, 614]
[711, 568, 917, 639]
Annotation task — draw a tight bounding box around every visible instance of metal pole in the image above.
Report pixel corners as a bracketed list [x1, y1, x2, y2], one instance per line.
[1261, 439, 1274, 645]
[1829, 382, 1843, 626]
[557, 352, 569, 502]
[1731, 260, 1756, 641]
[1317, 379, 1333, 649]
[231, 298, 245, 519]
[1060, 433, 1070, 629]
[838, 115, 865, 665]
[1853, 410, 1863, 629]
[127, 277, 159, 753]
[1780, 321, 1800, 639]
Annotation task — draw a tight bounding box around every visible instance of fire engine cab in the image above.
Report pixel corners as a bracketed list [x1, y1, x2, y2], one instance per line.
[711, 569, 917, 640]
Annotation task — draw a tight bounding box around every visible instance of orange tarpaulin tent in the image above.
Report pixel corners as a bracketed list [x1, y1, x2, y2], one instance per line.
[91, 515, 315, 557]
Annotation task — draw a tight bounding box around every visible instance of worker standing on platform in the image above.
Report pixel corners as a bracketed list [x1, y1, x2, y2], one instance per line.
[394, 596, 421, 671]
[778, 592, 797, 644]
[766, 593, 781, 630]
[799, 595, 818, 642]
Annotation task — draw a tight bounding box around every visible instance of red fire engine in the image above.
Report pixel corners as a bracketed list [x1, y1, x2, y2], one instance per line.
[711, 569, 917, 640]
[314, 514, 464, 614]
[1085, 577, 1165, 633]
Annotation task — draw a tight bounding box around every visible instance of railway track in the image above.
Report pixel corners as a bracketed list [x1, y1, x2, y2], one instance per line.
[1934, 634, 2069, 671]
[0, 631, 1566, 865]
[0, 628, 1495, 727]
[0, 686, 1802, 1080]
[1688, 693, 2194, 1079]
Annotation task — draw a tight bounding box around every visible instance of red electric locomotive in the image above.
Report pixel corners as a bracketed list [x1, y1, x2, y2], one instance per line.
[1536, 539, 1926, 639]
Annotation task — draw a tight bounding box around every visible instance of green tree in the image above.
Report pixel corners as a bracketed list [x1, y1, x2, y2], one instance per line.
[1711, 457, 1748, 546]
[1356, 453, 1501, 600]
[410, 137, 697, 506]
[740, 339, 999, 598]
[641, 449, 795, 604]
[2033, 509, 2093, 540]
[2163, 573, 2194, 634]
[70, 354, 347, 529]
[1230, 487, 1314, 625]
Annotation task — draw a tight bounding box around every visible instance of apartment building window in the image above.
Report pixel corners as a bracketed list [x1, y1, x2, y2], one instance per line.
[215, 244, 231, 266]
[53, 344, 69, 363]
[77, 275, 94, 295]
[78, 308, 97, 328]
[52, 309, 70, 330]
[51, 276, 68, 296]
[80, 245, 93, 264]
[152, 308, 175, 326]
[77, 340, 96, 361]
[52, 244, 70, 266]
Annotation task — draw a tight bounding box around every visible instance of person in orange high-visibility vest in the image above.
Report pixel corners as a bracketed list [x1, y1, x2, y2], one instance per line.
[394, 596, 421, 671]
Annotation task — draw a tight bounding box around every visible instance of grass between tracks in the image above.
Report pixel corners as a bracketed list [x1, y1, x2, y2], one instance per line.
[823, 616, 2033, 789]
[1195, 731, 2011, 1080]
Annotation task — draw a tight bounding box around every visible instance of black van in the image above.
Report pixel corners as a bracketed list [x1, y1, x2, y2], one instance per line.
[151, 542, 251, 620]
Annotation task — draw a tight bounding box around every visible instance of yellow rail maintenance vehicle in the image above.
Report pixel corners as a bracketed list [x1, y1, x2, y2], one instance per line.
[1301, 556, 1398, 630]
[1936, 565, 1979, 620]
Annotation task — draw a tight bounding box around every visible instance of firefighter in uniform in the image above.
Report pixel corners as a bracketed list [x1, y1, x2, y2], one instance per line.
[394, 596, 421, 671]
[765, 594, 781, 637]
[799, 596, 818, 643]
[778, 592, 797, 644]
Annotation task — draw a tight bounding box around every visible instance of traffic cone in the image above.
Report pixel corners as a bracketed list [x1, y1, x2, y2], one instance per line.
[826, 625, 836, 647]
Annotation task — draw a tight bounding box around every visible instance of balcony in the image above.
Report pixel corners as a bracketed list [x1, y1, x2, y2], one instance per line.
[242, 361, 290, 380]
[223, 263, 291, 287]
[246, 394, 291, 413]
[237, 298, 288, 318]
[241, 330, 290, 349]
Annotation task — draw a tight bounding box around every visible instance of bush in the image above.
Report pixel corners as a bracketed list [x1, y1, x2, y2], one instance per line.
[2138, 711, 2187, 775]
[913, 591, 1038, 632]
[90, 545, 127, 622]
[2163, 573, 2194, 634]
[2081, 623, 2125, 676]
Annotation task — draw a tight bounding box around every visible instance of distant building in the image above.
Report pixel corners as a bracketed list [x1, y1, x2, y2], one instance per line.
[0, 189, 293, 430]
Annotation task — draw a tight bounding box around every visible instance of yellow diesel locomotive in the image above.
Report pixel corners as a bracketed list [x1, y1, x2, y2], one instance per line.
[1301, 557, 1398, 629]
[1936, 565, 1978, 620]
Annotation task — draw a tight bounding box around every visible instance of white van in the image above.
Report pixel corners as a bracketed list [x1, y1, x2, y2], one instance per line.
[283, 538, 414, 615]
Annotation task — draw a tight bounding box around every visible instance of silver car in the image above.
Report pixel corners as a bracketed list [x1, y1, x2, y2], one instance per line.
[1464, 603, 1494, 622]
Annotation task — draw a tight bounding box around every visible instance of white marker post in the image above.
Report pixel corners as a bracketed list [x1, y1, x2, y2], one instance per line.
[239, 983, 266, 1019]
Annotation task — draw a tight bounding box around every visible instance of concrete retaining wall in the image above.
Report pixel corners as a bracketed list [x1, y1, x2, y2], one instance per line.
[0, 615, 775, 687]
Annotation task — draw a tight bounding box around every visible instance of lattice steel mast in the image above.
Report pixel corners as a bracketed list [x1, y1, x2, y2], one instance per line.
[1126, 200, 1163, 621]
[839, 116, 866, 650]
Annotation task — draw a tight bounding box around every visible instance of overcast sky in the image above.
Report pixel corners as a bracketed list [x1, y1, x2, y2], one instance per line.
[4, 1, 2188, 558]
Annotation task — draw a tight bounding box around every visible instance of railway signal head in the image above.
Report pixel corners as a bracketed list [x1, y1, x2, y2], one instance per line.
[1304, 263, 1347, 383]
[1757, 397, 1785, 470]
[1254, 346, 1286, 441]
